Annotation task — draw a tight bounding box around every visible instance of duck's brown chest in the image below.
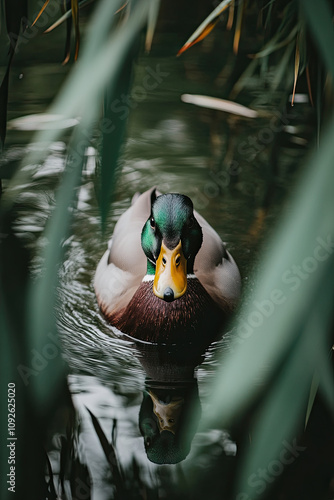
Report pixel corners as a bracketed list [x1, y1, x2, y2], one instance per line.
[106, 278, 229, 344]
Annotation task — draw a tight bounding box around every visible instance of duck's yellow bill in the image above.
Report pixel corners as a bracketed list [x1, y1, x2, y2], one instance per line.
[153, 240, 187, 301]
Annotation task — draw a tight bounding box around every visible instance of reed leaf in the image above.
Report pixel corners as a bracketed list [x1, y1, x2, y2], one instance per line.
[270, 42, 294, 91]
[254, 24, 299, 59]
[305, 372, 320, 428]
[226, 0, 234, 31]
[71, 0, 80, 61]
[177, 0, 233, 56]
[0, 0, 27, 147]
[45, 450, 57, 499]
[27, 114, 94, 405]
[86, 408, 123, 488]
[233, 0, 244, 55]
[301, 0, 334, 79]
[0, 302, 16, 500]
[3, 0, 152, 406]
[305, 65, 314, 106]
[145, 0, 160, 52]
[291, 35, 300, 106]
[63, 2, 72, 65]
[31, 0, 51, 27]
[44, 0, 94, 33]
[199, 114, 334, 496]
[99, 42, 136, 232]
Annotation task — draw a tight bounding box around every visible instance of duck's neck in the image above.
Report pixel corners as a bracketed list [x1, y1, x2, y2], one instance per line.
[146, 260, 155, 275]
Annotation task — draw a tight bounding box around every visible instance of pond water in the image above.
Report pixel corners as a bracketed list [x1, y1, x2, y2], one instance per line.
[2, 16, 313, 500]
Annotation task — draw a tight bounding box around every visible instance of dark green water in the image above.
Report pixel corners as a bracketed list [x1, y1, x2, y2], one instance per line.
[2, 16, 313, 498]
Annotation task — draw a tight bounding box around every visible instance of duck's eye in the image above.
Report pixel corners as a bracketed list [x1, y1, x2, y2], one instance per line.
[162, 257, 167, 266]
[168, 419, 175, 423]
[175, 255, 181, 267]
[150, 217, 155, 229]
[188, 216, 194, 228]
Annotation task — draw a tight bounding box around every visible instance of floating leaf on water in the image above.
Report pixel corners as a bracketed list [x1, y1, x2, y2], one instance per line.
[181, 94, 259, 118]
[7, 114, 79, 131]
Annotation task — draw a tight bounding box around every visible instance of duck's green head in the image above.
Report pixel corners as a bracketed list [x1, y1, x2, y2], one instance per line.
[141, 192, 202, 302]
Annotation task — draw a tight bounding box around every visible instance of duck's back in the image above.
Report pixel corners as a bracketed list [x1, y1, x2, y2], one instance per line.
[94, 189, 155, 317]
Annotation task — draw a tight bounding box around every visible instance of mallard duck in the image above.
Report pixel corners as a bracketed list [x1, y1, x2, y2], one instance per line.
[94, 187, 241, 343]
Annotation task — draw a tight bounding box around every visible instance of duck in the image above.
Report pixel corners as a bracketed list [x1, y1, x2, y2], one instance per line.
[94, 187, 241, 344]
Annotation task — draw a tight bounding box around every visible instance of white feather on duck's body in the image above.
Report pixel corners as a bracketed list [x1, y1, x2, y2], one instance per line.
[94, 187, 241, 343]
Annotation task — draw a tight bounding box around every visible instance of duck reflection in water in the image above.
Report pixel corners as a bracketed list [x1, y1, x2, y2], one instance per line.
[135, 341, 202, 465]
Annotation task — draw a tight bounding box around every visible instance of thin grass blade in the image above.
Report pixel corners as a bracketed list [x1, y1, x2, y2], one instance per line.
[0, 64, 12, 147]
[86, 408, 123, 487]
[70, 458, 91, 500]
[230, 56, 259, 98]
[115, 2, 129, 15]
[177, 0, 233, 56]
[178, 21, 220, 56]
[226, 1, 234, 30]
[71, 0, 80, 60]
[305, 65, 314, 106]
[305, 372, 319, 428]
[63, 9, 72, 65]
[233, 0, 244, 55]
[264, 0, 274, 29]
[44, 0, 94, 33]
[45, 451, 57, 499]
[291, 36, 300, 106]
[145, 0, 160, 52]
[1, 0, 27, 147]
[254, 24, 299, 59]
[316, 62, 322, 147]
[271, 41, 294, 91]
[31, 0, 51, 27]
